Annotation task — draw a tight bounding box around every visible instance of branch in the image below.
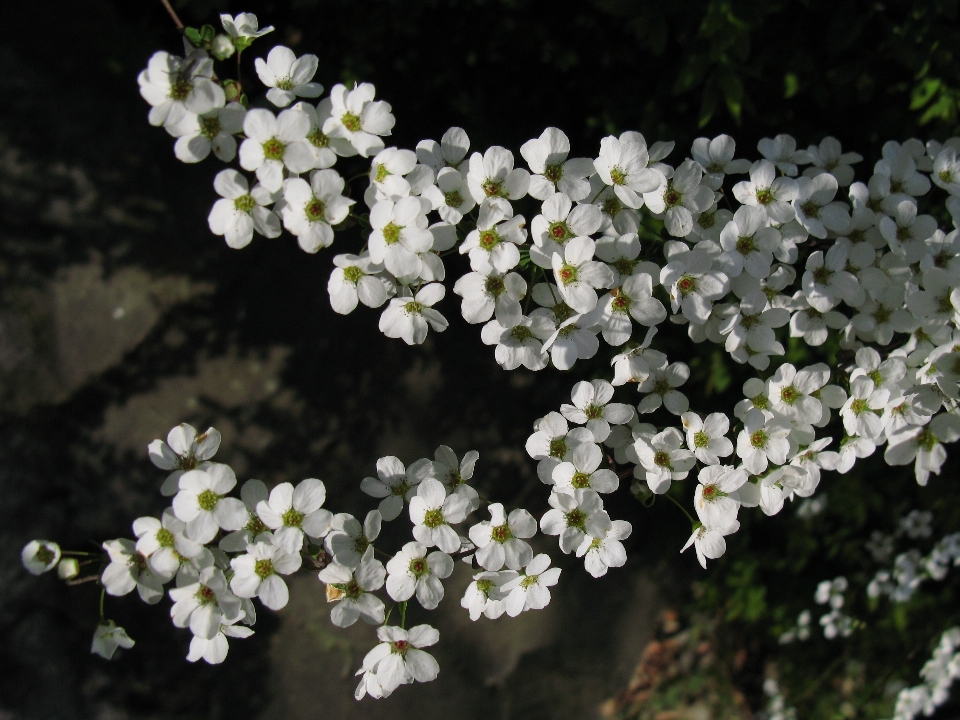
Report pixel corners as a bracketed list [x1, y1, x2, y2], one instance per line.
[159, 0, 184, 31]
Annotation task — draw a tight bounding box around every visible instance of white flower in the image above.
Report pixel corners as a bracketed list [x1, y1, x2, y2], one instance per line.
[480, 313, 554, 371]
[218, 479, 270, 552]
[254, 46, 323, 108]
[719, 206, 781, 279]
[359, 625, 440, 697]
[361, 456, 429, 521]
[453, 270, 526, 325]
[294, 98, 359, 168]
[681, 412, 733, 464]
[137, 50, 225, 129]
[91, 622, 135, 660]
[789, 293, 850, 346]
[21, 540, 60, 576]
[207, 169, 281, 249]
[459, 198, 528, 274]
[907, 268, 960, 326]
[229, 538, 302, 610]
[884, 413, 960, 485]
[694, 465, 747, 527]
[681, 522, 739, 569]
[133, 509, 202, 580]
[378, 283, 448, 345]
[553, 442, 620, 493]
[101, 539, 164, 603]
[801, 246, 861, 312]
[551, 236, 614, 313]
[733, 160, 799, 223]
[720, 291, 790, 354]
[186, 617, 254, 665]
[525, 411, 596, 482]
[170, 102, 245, 163]
[540, 488, 604, 553]
[238, 107, 314, 191]
[736, 409, 791, 475]
[323, 83, 394, 158]
[327, 253, 391, 314]
[576, 512, 632, 577]
[468, 503, 537, 571]
[637, 361, 690, 415]
[417, 127, 470, 171]
[660, 246, 730, 324]
[767, 362, 829, 425]
[408, 478, 470, 553]
[421, 167, 476, 223]
[805, 136, 862, 186]
[169, 566, 243, 639]
[692, 134, 751, 189]
[466, 146, 530, 202]
[220, 13, 274, 41]
[634, 427, 696, 493]
[385, 541, 453, 610]
[792, 173, 850, 239]
[840, 377, 889, 439]
[560, 379, 634, 442]
[593, 136, 664, 209]
[318, 550, 387, 626]
[932, 146, 960, 196]
[326, 511, 382, 569]
[597, 272, 667, 346]
[643, 159, 714, 237]
[149, 423, 222, 496]
[256, 478, 332, 553]
[172, 465, 247, 544]
[520, 127, 596, 201]
[757, 134, 812, 176]
[540, 312, 602, 370]
[430, 445, 480, 505]
[461, 570, 516, 620]
[530, 192, 602, 269]
[280, 170, 354, 253]
[501, 553, 561, 616]
[874, 145, 931, 197]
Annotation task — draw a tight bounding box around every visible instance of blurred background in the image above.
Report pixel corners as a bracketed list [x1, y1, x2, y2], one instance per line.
[3, 1, 960, 718]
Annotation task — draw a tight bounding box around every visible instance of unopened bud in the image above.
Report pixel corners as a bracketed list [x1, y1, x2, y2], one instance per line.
[58, 557, 80, 579]
[211, 35, 236, 61]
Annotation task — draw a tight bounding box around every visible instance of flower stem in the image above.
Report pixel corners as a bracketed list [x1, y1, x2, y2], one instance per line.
[99, 587, 106, 621]
[159, 0, 184, 31]
[663, 491, 697, 529]
[399, 600, 407, 629]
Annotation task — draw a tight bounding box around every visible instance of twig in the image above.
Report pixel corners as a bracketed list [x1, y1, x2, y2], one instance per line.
[160, 0, 184, 31]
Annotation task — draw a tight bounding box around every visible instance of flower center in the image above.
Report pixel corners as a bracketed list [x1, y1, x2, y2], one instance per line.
[254, 559, 274, 579]
[282, 508, 305, 528]
[197, 585, 216, 604]
[199, 115, 222, 139]
[482, 179, 504, 197]
[812, 266, 831, 284]
[197, 490, 220, 512]
[444, 190, 463, 207]
[874, 306, 891, 323]
[392, 640, 409, 655]
[234, 194, 257, 213]
[343, 265, 364, 284]
[653, 450, 672, 468]
[409, 558, 428, 577]
[511, 325, 533, 341]
[549, 437, 567, 459]
[275, 77, 295, 90]
[602, 196, 623, 216]
[475, 578, 494, 596]
[565, 508, 586, 530]
[262, 138, 285, 160]
[36, 545, 55, 565]
[308, 130, 330, 148]
[520, 574, 539, 588]
[850, 398, 869, 415]
[698, 212, 716, 229]
[549, 221, 571, 243]
[610, 167, 627, 186]
[755, 188, 773, 205]
[585, 404, 604, 420]
[553, 302, 576, 323]
[354, 536, 370, 554]
[736, 236, 756, 255]
[702, 484, 718, 500]
[491, 524, 513, 543]
[374, 164, 391, 183]
[677, 275, 697, 296]
[305, 198, 326, 222]
[169, 78, 193, 101]
[404, 301, 424, 314]
[611, 294, 631, 313]
[663, 188, 682, 208]
[544, 163, 564, 182]
[937, 293, 954, 314]
[750, 430, 768, 449]
[156, 528, 175, 547]
[485, 275, 506, 297]
[917, 428, 938, 452]
[801, 201, 820, 218]
[780, 386, 800, 405]
[391, 481, 411, 498]
[382, 222, 402, 244]
[751, 393, 769, 410]
[653, 378, 671, 395]
[247, 513, 267, 535]
[571, 471, 592, 488]
[940, 170, 953, 183]
[558, 323, 580, 337]
[341, 112, 362, 132]
[694, 431, 710, 448]
[479, 230, 501, 250]
[558, 264, 578, 285]
[423, 509, 445, 528]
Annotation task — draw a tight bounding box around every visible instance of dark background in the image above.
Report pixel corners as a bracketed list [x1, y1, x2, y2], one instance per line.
[3, 1, 960, 718]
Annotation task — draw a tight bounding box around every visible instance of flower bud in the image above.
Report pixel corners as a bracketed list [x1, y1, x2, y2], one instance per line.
[57, 557, 80, 580]
[211, 34, 236, 61]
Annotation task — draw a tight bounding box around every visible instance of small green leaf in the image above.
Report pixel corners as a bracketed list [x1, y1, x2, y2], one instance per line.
[184, 27, 202, 46]
[784, 72, 799, 99]
[200, 24, 216, 43]
[911, 77, 941, 110]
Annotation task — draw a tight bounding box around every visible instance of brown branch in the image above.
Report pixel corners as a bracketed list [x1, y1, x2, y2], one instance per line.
[159, 0, 184, 31]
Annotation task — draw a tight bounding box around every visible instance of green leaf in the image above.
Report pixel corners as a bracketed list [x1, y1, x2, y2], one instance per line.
[910, 77, 941, 110]
[184, 27, 202, 46]
[784, 72, 800, 99]
[200, 24, 216, 43]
